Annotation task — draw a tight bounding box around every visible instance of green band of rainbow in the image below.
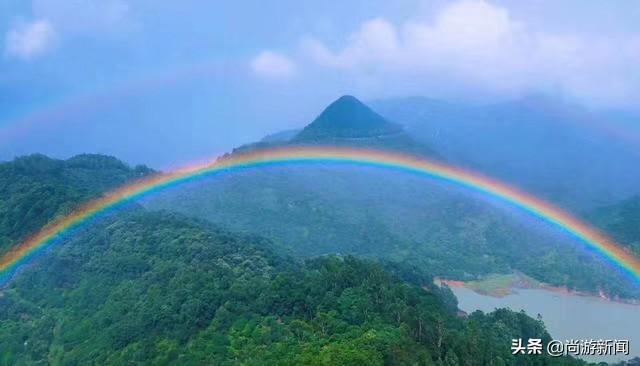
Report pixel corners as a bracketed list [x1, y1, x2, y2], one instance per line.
[2, 146, 639, 284]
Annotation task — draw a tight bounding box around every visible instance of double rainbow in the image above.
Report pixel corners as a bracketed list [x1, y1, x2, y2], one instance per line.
[1, 146, 639, 284]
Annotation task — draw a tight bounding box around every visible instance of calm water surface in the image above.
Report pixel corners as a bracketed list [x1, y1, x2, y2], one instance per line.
[450, 287, 640, 362]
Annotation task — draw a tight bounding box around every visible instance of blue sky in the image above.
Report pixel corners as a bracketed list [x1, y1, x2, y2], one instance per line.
[1, 0, 638, 167]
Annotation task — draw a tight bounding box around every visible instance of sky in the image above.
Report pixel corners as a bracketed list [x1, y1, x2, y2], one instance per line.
[0, 0, 638, 168]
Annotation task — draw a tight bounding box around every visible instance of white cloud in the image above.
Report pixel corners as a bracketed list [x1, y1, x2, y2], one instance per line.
[5, 19, 56, 60]
[4, 0, 135, 60]
[31, 0, 134, 35]
[303, 18, 399, 70]
[251, 51, 297, 80]
[298, 0, 640, 106]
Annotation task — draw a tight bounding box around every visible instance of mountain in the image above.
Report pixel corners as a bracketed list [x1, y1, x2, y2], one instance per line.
[295, 95, 402, 141]
[234, 95, 440, 158]
[370, 95, 640, 210]
[146, 96, 640, 299]
[0, 167, 585, 364]
[290, 95, 440, 157]
[0, 96, 633, 363]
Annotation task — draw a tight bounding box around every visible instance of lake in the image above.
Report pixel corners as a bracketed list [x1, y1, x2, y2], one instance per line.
[450, 286, 640, 363]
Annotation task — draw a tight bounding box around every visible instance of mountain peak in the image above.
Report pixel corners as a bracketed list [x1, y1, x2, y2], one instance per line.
[295, 95, 402, 141]
[335, 94, 360, 103]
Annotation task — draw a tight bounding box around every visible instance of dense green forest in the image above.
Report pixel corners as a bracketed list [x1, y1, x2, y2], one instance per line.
[0, 154, 152, 255]
[0, 208, 588, 365]
[146, 162, 640, 299]
[0, 149, 637, 364]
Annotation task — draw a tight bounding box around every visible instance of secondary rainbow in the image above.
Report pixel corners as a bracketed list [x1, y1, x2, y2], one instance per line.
[1, 146, 639, 284]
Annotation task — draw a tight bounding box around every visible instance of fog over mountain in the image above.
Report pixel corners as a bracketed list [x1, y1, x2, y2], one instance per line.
[371, 95, 640, 210]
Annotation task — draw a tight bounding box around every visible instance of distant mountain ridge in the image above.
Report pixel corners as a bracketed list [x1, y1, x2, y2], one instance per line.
[260, 129, 301, 143]
[371, 95, 640, 210]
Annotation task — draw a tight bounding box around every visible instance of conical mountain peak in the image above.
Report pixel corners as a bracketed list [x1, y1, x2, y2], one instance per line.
[295, 95, 402, 141]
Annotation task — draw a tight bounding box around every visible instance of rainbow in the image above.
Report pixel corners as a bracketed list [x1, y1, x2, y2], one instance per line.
[1, 146, 639, 284]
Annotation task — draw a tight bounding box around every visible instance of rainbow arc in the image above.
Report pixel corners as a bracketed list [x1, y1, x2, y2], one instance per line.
[1, 146, 639, 284]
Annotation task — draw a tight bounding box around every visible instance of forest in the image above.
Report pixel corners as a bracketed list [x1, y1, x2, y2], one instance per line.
[0, 150, 637, 365]
[0, 155, 596, 365]
[1, 207, 587, 365]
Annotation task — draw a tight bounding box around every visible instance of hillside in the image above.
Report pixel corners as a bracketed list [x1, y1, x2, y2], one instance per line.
[0, 154, 152, 255]
[0, 206, 587, 365]
[591, 196, 640, 255]
[0, 153, 589, 364]
[0, 151, 629, 363]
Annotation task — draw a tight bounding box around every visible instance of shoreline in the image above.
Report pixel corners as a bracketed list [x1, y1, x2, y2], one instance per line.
[434, 275, 640, 306]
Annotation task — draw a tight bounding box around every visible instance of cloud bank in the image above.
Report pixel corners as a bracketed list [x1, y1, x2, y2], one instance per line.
[295, 0, 639, 106]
